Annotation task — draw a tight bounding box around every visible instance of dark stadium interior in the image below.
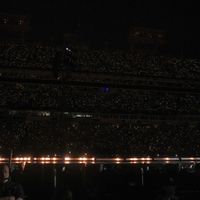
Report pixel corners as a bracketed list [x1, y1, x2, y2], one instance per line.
[1, 1, 200, 200]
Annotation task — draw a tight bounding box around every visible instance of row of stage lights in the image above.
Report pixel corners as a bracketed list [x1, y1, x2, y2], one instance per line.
[1, 157, 200, 164]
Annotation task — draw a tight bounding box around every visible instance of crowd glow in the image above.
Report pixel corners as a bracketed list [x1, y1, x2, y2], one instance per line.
[0, 157, 200, 164]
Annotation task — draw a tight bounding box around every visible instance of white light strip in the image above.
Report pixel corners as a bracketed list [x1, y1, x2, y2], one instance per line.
[154, 157, 179, 161]
[0, 158, 7, 161]
[0, 157, 199, 164]
[181, 157, 200, 161]
[126, 157, 152, 161]
[13, 157, 31, 161]
[97, 158, 123, 161]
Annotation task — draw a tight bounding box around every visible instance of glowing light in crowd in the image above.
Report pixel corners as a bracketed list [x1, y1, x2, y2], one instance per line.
[115, 158, 123, 161]
[0, 157, 6, 161]
[64, 157, 71, 161]
[78, 157, 95, 161]
[127, 158, 138, 161]
[79, 157, 87, 161]
[66, 47, 71, 52]
[14, 157, 31, 161]
[131, 161, 138, 164]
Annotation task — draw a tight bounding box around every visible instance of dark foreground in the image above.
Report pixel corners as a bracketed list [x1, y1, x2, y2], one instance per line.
[9, 163, 200, 200]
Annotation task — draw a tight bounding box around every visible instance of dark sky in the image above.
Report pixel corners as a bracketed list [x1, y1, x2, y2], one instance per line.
[0, 0, 192, 28]
[0, 1, 198, 30]
[1, 1, 200, 55]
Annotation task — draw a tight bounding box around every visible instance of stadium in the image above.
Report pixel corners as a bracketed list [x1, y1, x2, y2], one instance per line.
[0, 1, 200, 200]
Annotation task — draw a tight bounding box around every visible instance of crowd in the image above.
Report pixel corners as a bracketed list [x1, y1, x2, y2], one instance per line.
[1, 40, 200, 157]
[74, 49, 200, 80]
[0, 82, 200, 114]
[0, 117, 200, 156]
[1, 41, 200, 80]
[0, 41, 58, 69]
[2, 68, 200, 92]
